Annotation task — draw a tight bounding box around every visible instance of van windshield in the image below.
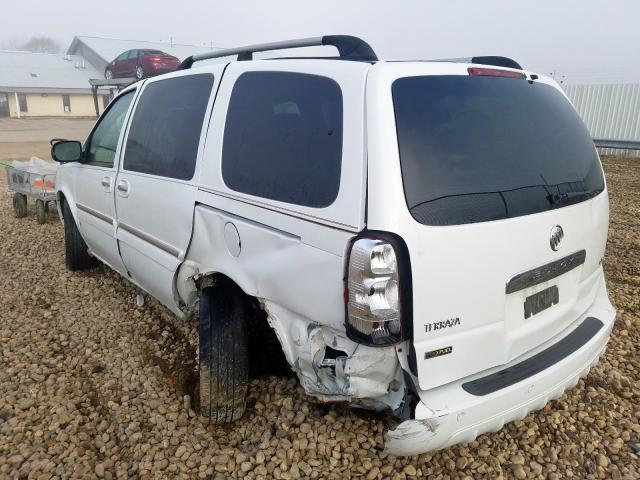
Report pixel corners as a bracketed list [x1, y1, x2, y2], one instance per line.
[392, 75, 604, 226]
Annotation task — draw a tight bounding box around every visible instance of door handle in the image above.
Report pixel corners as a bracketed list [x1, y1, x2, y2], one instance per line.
[100, 176, 112, 192]
[116, 179, 130, 197]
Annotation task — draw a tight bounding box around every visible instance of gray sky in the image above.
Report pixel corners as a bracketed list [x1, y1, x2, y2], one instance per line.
[4, 0, 640, 84]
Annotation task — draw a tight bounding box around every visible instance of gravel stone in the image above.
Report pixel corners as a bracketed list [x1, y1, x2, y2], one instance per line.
[0, 156, 638, 478]
[403, 464, 417, 476]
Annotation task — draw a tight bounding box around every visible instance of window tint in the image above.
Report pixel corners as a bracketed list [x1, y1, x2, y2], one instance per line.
[127, 50, 138, 59]
[392, 75, 604, 226]
[116, 52, 129, 61]
[123, 74, 213, 180]
[86, 91, 134, 166]
[222, 71, 343, 208]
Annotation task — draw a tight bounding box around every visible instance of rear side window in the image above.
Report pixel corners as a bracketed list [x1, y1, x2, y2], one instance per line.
[222, 71, 343, 208]
[124, 74, 214, 180]
[392, 75, 604, 226]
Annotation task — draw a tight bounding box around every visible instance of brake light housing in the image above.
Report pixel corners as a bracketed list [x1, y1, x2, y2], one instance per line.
[468, 67, 526, 79]
[345, 232, 413, 347]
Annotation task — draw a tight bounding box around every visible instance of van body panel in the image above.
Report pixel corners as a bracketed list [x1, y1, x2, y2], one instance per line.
[114, 68, 223, 313]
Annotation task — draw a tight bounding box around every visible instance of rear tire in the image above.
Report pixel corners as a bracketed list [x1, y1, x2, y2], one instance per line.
[199, 285, 249, 425]
[12, 193, 27, 218]
[62, 200, 95, 271]
[135, 65, 144, 80]
[35, 199, 46, 224]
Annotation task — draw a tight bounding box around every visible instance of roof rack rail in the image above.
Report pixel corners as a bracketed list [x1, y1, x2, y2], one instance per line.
[434, 56, 523, 70]
[178, 35, 378, 69]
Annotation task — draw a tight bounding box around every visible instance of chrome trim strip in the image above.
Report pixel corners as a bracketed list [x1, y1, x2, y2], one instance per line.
[118, 222, 181, 258]
[197, 187, 358, 232]
[76, 203, 113, 225]
[506, 250, 587, 294]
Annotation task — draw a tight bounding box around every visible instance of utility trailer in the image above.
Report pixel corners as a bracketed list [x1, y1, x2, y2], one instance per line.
[5, 158, 57, 224]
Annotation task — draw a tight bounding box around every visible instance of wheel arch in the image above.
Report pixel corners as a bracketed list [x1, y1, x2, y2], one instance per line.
[56, 188, 79, 225]
[177, 267, 261, 313]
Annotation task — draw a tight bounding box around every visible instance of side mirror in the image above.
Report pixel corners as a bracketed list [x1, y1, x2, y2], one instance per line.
[51, 140, 82, 163]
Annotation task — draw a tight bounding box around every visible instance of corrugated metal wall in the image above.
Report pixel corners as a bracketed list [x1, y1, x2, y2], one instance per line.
[563, 83, 640, 157]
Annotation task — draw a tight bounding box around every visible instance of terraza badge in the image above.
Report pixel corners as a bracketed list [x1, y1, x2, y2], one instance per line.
[425, 317, 461, 333]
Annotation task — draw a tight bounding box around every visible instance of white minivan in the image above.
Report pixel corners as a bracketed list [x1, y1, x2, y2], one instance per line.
[52, 36, 616, 455]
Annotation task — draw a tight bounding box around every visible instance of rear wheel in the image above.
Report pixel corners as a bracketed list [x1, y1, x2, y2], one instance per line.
[62, 200, 96, 271]
[12, 193, 27, 218]
[199, 285, 249, 425]
[105, 68, 113, 80]
[135, 65, 144, 80]
[35, 199, 46, 224]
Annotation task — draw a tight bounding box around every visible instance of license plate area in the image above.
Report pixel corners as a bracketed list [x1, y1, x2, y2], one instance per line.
[524, 285, 559, 319]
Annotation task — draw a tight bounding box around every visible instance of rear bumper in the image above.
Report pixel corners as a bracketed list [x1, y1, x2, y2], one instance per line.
[385, 278, 615, 456]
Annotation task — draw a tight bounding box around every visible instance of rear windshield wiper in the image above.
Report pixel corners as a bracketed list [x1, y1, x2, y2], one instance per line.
[547, 190, 601, 206]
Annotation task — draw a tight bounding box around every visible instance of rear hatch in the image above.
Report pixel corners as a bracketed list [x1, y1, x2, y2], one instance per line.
[367, 64, 609, 391]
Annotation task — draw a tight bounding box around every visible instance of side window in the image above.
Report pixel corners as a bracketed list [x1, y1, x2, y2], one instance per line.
[221, 71, 343, 208]
[127, 50, 138, 59]
[86, 91, 134, 167]
[116, 52, 129, 61]
[123, 74, 214, 180]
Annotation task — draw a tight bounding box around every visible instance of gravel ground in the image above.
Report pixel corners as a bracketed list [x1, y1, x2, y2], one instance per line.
[0, 155, 638, 480]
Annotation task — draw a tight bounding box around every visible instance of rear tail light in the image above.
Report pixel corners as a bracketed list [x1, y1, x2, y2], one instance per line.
[148, 55, 172, 63]
[346, 235, 411, 346]
[468, 67, 526, 79]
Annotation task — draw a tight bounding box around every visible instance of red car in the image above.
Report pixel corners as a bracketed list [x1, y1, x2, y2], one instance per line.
[104, 49, 180, 80]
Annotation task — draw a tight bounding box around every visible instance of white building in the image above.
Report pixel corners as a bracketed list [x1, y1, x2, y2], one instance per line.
[0, 51, 110, 118]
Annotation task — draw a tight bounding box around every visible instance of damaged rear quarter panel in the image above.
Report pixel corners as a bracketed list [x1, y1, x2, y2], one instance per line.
[184, 197, 401, 403]
[186, 199, 350, 328]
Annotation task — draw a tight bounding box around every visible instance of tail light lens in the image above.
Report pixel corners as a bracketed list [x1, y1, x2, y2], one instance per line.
[346, 237, 408, 346]
[148, 55, 170, 64]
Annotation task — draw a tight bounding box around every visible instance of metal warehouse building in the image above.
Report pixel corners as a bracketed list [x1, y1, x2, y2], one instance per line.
[0, 51, 109, 118]
[564, 83, 640, 157]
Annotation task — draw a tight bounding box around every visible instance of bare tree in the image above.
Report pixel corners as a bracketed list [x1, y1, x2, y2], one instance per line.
[20, 36, 61, 54]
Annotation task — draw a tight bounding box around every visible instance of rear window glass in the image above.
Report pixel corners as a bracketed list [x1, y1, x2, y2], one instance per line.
[221, 71, 343, 208]
[124, 74, 213, 180]
[392, 75, 605, 226]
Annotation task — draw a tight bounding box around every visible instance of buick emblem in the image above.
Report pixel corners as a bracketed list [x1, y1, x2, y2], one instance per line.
[550, 225, 564, 251]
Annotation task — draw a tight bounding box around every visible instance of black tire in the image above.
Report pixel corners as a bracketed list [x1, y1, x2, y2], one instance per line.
[35, 199, 46, 224]
[199, 285, 249, 425]
[62, 200, 95, 271]
[13, 193, 27, 218]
